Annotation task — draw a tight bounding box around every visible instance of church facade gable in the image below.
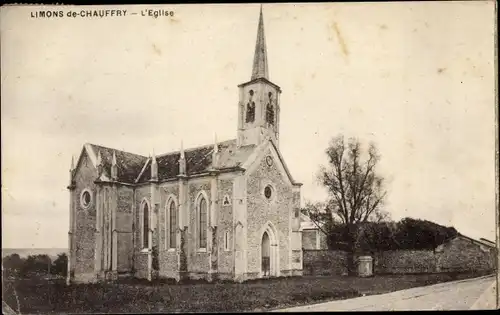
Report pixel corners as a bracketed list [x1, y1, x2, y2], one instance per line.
[243, 139, 300, 188]
[69, 149, 100, 282]
[243, 145, 302, 278]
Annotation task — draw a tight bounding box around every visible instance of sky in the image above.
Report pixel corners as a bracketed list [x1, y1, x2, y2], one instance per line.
[1, 2, 497, 248]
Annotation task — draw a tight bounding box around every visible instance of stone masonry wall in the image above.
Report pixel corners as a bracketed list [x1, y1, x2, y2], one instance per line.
[375, 237, 496, 274]
[187, 180, 211, 275]
[302, 250, 347, 276]
[158, 182, 179, 279]
[116, 186, 134, 272]
[306, 236, 496, 276]
[374, 250, 436, 274]
[133, 185, 151, 279]
[436, 237, 496, 273]
[217, 178, 235, 276]
[73, 151, 98, 282]
[246, 148, 293, 275]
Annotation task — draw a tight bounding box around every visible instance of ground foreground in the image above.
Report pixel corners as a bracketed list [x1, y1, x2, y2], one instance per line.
[274, 274, 497, 311]
[2, 272, 492, 313]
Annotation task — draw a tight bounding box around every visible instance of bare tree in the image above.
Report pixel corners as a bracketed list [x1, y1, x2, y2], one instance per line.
[303, 134, 389, 274]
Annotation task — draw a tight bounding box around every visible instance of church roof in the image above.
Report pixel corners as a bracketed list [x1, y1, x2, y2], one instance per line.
[78, 136, 302, 186]
[81, 140, 257, 184]
[240, 7, 281, 92]
[137, 139, 256, 183]
[87, 143, 148, 183]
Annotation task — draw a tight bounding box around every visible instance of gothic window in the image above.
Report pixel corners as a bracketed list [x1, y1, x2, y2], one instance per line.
[246, 90, 255, 123]
[168, 199, 177, 249]
[246, 102, 255, 123]
[266, 92, 275, 125]
[142, 202, 150, 249]
[224, 231, 230, 251]
[198, 196, 208, 249]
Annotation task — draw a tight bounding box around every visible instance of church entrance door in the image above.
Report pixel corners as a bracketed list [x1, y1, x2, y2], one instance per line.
[261, 222, 279, 278]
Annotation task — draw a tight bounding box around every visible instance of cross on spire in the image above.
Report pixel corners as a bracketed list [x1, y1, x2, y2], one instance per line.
[251, 5, 269, 80]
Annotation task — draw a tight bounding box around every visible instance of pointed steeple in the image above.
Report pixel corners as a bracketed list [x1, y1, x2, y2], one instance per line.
[151, 150, 158, 181]
[111, 151, 118, 180]
[251, 5, 269, 80]
[179, 140, 186, 175]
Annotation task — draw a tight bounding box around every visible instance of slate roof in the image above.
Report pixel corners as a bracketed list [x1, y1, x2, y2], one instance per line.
[136, 139, 255, 183]
[87, 144, 148, 183]
[84, 139, 257, 184]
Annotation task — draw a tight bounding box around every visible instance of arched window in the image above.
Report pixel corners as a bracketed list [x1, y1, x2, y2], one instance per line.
[266, 103, 274, 125]
[246, 102, 255, 123]
[198, 196, 208, 249]
[266, 92, 274, 125]
[142, 202, 150, 249]
[246, 90, 255, 123]
[168, 200, 177, 249]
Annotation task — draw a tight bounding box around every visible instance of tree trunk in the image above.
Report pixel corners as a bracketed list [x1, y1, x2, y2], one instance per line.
[346, 251, 356, 276]
[345, 223, 357, 276]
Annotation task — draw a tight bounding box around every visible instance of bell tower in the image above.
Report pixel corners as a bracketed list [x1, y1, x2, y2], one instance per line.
[237, 5, 281, 147]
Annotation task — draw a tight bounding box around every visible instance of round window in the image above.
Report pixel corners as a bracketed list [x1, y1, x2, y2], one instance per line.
[81, 190, 92, 209]
[264, 185, 273, 199]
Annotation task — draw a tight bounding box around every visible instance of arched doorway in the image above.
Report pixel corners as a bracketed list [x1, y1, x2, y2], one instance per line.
[260, 222, 279, 278]
[261, 232, 270, 277]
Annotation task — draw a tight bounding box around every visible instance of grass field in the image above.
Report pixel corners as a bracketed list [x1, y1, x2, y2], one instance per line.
[2, 272, 490, 313]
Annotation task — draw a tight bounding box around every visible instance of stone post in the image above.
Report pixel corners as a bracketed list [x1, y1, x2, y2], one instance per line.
[111, 183, 118, 279]
[94, 185, 102, 279]
[150, 154, 160, 281]
[208, 174, 219, 281]
[233, 174, 247, 282]
[177, 142, 188, 281]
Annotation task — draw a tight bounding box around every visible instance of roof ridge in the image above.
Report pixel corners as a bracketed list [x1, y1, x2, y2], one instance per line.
[86, 143, 148, 159]
[156, 139, 237, 158]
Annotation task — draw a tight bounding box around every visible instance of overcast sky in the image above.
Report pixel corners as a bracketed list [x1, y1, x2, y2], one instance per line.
[1, 2, 496, 249]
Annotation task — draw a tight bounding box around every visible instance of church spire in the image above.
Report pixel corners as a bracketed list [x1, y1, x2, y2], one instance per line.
[251, 5, 269, 80]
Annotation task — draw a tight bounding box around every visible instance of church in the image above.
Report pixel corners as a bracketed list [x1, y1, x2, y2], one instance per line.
[67, 7, 303, 283]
